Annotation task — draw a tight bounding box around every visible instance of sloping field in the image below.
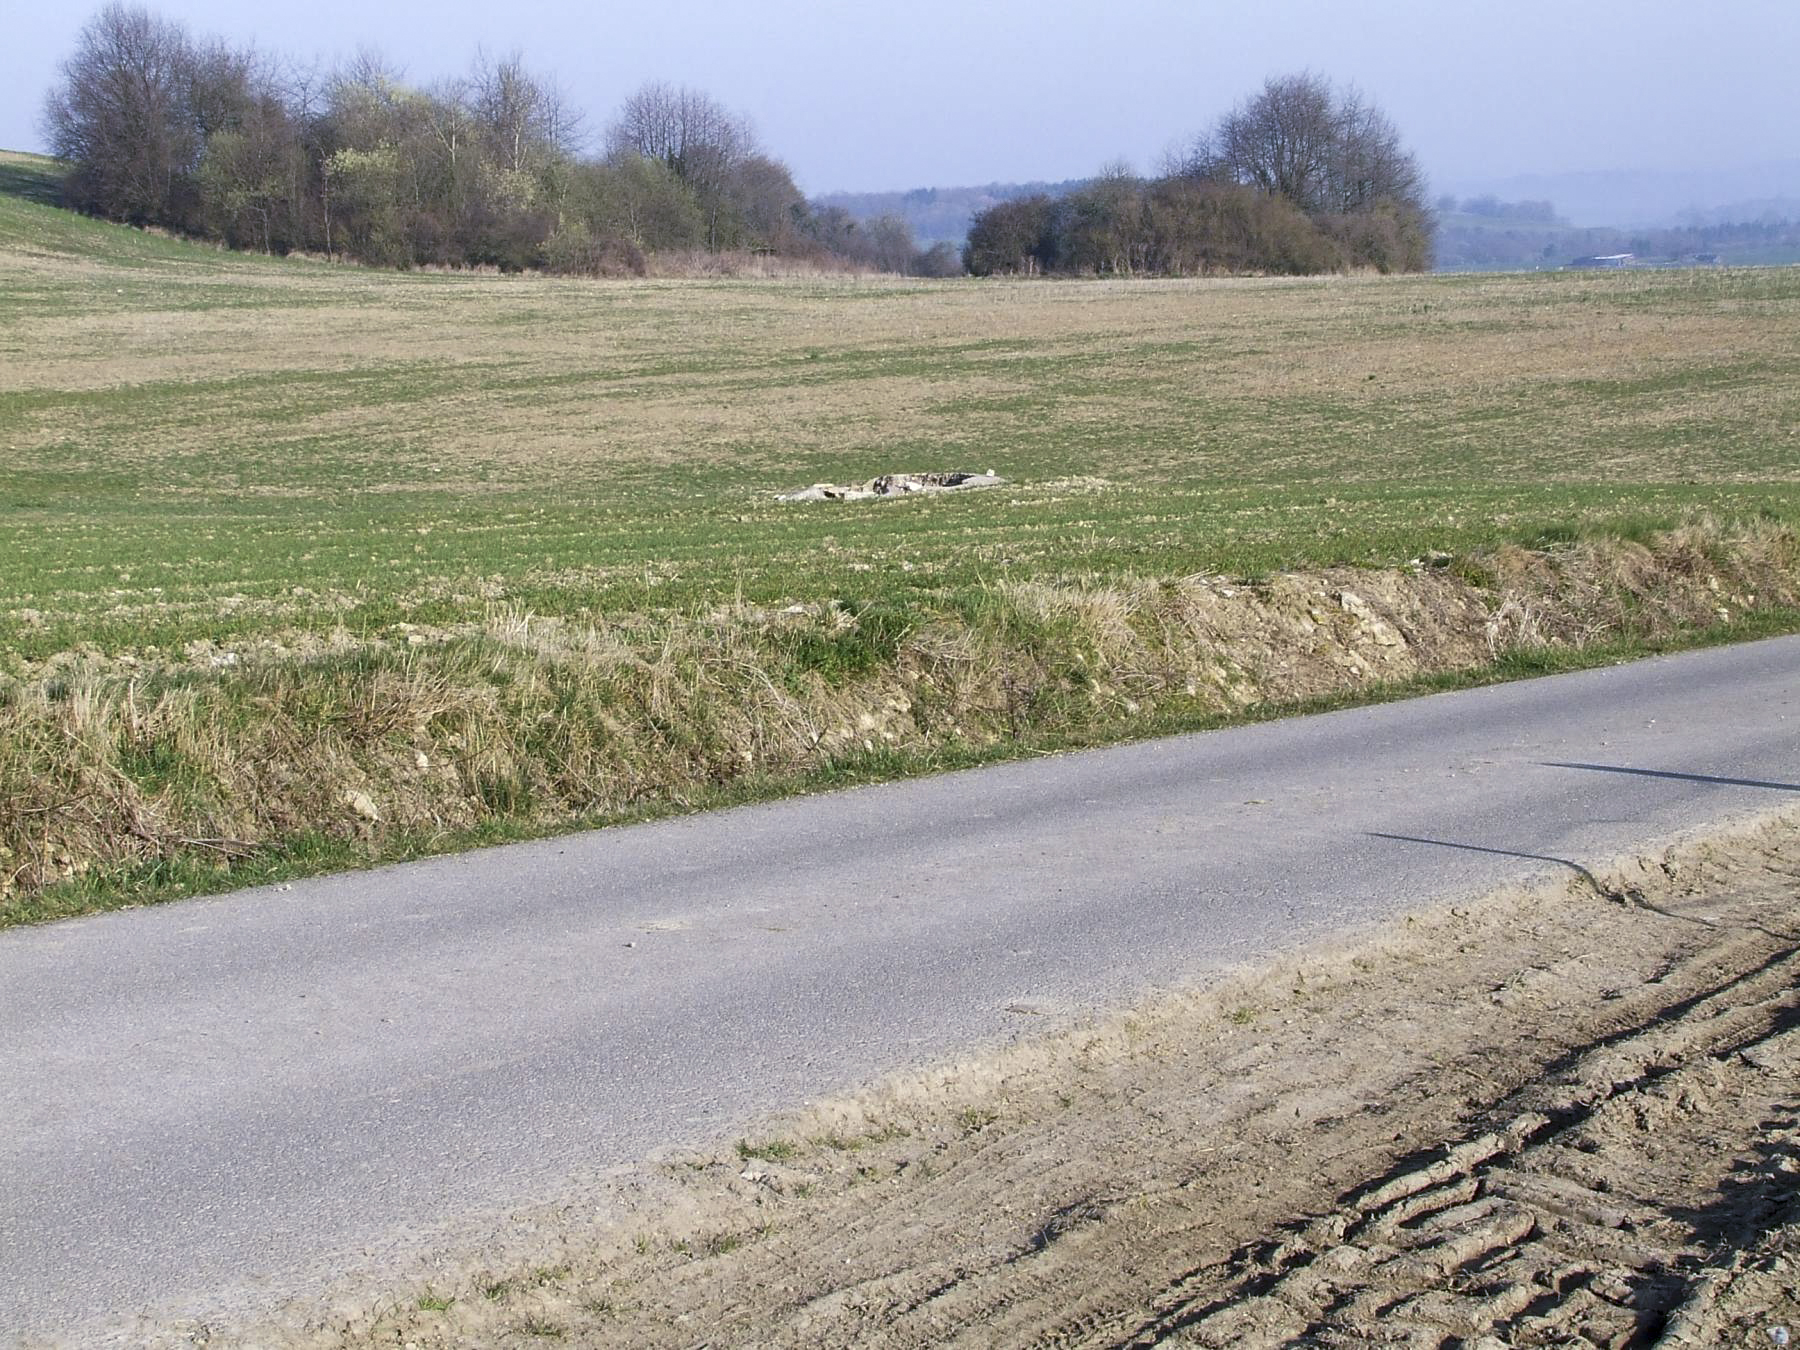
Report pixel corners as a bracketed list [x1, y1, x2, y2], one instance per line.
[3, 157, 1800, 917]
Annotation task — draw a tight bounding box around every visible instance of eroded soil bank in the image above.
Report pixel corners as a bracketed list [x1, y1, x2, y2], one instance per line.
[143, 808, 1800, 1349]
[6, 519, 1799, 923]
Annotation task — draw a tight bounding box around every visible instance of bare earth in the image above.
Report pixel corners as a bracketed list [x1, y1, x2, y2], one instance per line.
[139, 810, 1800, 1349]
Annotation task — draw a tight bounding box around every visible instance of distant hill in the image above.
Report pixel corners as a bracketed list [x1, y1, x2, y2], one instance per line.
[812, 179, 1088, 247]
[1434, 199, 1800, 272]
[1672, 196, 1800, 228]
[1439, 161, 1800, 229]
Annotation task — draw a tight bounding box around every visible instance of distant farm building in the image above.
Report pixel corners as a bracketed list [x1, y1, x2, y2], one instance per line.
[1569, 252, 1635, 269]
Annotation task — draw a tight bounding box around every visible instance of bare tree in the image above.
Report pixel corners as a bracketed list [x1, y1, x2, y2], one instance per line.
[41, 3, 198, 223]
[315, 52, 413, 261]
[1205, 72, 1425, 221]
[322, 48, 407, 151]
[607, 81, 746, 173]
[418, 74, 476, 213]
[729, 153, 804, 249]
[470, 50, 582, 175]
[194, 53, 303, 253]
[964, 195, 1059, 276]
[1061, 160, 1147, 274]
[606, 81, 753, 247]
[1326, 87, 1424, 214]
[1161, 130, 1223, 183]
[861, 214, 917, 273]
[1215, 71, 1338, 214]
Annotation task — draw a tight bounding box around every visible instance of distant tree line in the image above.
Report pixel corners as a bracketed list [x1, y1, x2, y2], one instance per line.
[965, 73, 1432, 277]
[42, 13, 1432, 281]
[814, 179, 1088, 248]
[39, 3, 952, 275]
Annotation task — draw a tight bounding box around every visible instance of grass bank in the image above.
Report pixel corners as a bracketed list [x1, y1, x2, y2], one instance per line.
[5, 517, 1797, 924]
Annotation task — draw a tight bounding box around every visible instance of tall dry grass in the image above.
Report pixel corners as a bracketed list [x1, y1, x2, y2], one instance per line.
[2, 519, 1795, 916]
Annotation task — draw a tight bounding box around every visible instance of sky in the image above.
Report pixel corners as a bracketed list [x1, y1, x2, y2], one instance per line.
[5, 0, 1797, 204]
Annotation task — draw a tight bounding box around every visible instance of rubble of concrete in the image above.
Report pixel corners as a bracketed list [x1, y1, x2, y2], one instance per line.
[778, 471, 1004, 502]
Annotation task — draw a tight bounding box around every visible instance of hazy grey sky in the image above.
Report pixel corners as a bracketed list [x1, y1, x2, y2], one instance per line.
[4, 0, 1796, 197]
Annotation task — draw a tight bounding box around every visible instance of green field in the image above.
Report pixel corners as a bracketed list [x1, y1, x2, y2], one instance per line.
[3, 147, 1799, 918]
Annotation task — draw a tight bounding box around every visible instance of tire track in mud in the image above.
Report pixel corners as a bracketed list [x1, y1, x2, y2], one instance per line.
[744, 883, 1800, 1350]
[1105, 944, 1800, 1348]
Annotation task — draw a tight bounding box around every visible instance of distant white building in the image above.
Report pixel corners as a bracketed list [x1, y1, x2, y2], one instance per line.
[1569, 252, 1635, 269]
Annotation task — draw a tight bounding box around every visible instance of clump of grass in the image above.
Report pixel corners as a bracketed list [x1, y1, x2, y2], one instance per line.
[736, 1137, 799, 1162]
[812, 1122, 911, 1152]
[702, 1231, 744, 1256]
[958, 1107, 1000, 1134]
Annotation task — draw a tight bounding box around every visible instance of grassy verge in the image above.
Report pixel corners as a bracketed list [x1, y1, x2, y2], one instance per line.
[6, 518, 1797, 926]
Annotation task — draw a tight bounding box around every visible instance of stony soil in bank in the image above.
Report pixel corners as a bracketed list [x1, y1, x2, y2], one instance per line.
[7, 520, 1798, 925]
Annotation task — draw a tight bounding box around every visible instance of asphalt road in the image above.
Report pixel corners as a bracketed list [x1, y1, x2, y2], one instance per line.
[3, 636, 1798, 1342]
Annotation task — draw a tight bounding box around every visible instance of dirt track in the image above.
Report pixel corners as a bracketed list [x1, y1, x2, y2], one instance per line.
[159, 811, 1800, 1349]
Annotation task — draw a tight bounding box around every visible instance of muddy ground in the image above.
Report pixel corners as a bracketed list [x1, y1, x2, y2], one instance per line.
[140, 809, 1800, 1349]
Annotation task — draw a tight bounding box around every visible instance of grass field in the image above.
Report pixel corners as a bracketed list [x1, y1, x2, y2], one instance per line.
[3, 146, 1799, 919]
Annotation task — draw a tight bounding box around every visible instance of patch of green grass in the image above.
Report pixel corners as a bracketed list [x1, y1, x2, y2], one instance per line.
[812, 1123, 911, 1152]
[736, 1138, 800, 1162]
[415, 1289, 455, 1311]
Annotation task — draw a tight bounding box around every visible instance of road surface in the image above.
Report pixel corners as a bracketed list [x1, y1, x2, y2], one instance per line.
[3, 636, 1797, 1342]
